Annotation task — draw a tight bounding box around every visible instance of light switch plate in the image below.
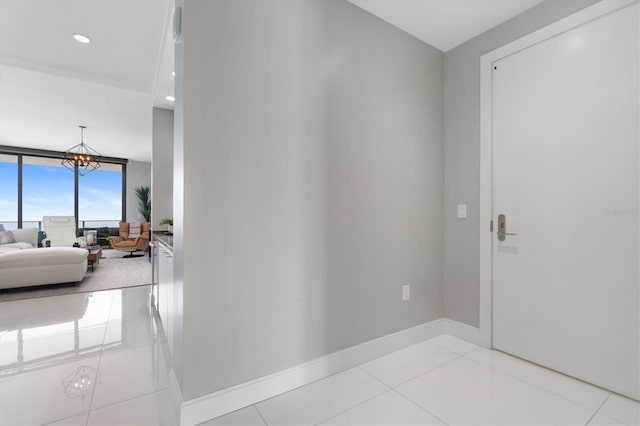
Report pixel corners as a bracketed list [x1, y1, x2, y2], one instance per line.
[402, 285, 410, 302]
[457, 204, 467, 219]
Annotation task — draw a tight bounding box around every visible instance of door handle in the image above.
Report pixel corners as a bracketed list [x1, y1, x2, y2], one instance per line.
[497, 214, 517, 241]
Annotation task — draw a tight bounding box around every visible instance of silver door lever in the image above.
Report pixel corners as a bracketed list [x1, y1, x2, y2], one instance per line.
[497, 214, 517, 241]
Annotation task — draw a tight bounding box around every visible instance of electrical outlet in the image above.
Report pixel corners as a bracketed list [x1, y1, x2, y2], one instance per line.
[402, 285, 410, 302]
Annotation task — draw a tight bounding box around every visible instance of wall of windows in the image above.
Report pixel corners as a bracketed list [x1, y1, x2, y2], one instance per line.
[0, 154, 18, 229]
[0, 147, 126, 230]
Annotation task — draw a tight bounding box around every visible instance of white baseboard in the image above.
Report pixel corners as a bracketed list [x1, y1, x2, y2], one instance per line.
[443, 318, 484, 347]
[178, 318, 446, 426]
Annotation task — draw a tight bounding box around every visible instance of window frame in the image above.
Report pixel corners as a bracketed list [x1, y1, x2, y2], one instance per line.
[0, 145, 128, 229]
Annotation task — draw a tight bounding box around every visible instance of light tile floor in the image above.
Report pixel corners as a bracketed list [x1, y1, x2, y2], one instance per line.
[1, 286, 638, 425]
[0, 286, 178, 426]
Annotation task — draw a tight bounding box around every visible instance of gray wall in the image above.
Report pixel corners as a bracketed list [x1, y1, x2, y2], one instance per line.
[152, 107, 174, 228]
[177, 0, 444, 400]
[443, 0, 600, 327]
[125, 160, 151, 223]
[327, 1, 444, 351]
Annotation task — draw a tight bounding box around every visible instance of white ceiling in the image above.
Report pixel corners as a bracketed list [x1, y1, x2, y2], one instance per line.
[0, 0, 170, 92]
[0, 65, 153, 162]
[0, 0, 546, 161]
[0, 0, 175, 162]
[349, 0, 545, 52]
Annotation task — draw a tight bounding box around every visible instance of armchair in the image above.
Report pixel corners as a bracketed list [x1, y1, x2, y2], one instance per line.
[107, 222, 151, 258]
[43, 216, 80, 247]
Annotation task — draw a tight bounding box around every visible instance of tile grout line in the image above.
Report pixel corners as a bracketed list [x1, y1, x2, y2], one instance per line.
[229, 337, 457, 423]
[356, 365, 395, 389]
[87, 389, 176, 421]
[383, 352, 467, 424]
[84, 388, 174, 418]
[461, 351, 611, 413]
[250, 356, 406, 425]
[490, 348, 623, 402]
[387, 353, 466, 390]
[82, 328, 172, 417]
[317, 360, 460, 426]
[390, 388, 450, 426]
[251, 363, 390, 412]
[428, 337, 478, 356]
[584, 393, 611, 426]
[3, 288, 165, 426]
[84, 291, 116, 426]
[249, 345, 466, 426]
[252, 404, 269, 426]
[320, 341, 470, 425]
[311, 378, 390, 425]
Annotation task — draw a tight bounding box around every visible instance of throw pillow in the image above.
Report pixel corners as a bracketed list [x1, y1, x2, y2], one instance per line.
[0, 230, 17, 245]
[128, 223, 141, 239]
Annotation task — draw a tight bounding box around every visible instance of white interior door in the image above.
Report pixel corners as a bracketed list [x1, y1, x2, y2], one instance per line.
[492, 3, 639, 400]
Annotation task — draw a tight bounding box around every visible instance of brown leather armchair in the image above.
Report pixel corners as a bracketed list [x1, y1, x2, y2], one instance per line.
[107, 222, 151, 258]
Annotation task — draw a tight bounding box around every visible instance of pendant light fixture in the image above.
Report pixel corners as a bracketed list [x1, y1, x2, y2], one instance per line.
[62, 125, 102, 176]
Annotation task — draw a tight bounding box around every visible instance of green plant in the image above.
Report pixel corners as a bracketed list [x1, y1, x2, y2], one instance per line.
[135, 186, 151, 222]
[160, 218, 173, 226]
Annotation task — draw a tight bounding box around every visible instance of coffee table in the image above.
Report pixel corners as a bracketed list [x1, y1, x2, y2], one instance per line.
[87, 247, 102, 272]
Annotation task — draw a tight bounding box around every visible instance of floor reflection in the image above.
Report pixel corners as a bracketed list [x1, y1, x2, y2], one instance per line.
[0, 285, 175, 426]
[0, 286, 160, 377]
[1, 291, 114, 376]
[63, 365, 99, 400]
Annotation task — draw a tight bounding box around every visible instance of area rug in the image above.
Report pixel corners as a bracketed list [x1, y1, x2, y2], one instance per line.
[0, 250, 152, 303]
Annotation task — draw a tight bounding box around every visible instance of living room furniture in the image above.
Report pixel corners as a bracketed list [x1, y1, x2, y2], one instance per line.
[0, 228, 38, 254]
[107, 222, 151, 258]
[0, 247, 88, 289]
[0, 227, 88, 289]
[42, 216, 80, 247]
[87, 247, 102, 272]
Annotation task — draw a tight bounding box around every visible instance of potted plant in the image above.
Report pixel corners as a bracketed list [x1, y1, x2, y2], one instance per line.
[135, 186, 151, 222]
[160, 218, 173, 234]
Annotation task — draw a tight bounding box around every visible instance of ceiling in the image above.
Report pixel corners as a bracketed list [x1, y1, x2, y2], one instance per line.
[0, 0, 546, 161]
[349, 0, 545, 52]
[0, 65, 153, 162]
[0, 0, 175, 162]
[0, 0, 170, 92]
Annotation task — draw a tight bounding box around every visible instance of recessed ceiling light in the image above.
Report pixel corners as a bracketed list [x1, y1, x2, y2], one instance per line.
[73, 34, 91, 44]
[165, 96, 175, 101]
[171, 71, 175, 77]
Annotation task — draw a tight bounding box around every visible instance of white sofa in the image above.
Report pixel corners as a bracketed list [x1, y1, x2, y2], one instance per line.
[0, 228, 88, 290]
[0, 228, 39, 254]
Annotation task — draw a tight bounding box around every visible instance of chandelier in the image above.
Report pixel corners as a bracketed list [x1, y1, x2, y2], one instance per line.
[62, 125, 102, 176]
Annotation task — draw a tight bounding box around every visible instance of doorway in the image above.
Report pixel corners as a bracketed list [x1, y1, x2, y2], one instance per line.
[481, 1, 639, 400]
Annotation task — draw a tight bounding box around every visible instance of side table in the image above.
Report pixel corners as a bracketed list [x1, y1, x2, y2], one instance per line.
[87, 247, 102, 272]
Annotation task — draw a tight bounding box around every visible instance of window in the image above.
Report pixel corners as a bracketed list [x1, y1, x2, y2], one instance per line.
[0, 147, 126, 230]
[79, 163, 123, 229]
[0, 154, 18, 229]
[22, 156, 75, 229]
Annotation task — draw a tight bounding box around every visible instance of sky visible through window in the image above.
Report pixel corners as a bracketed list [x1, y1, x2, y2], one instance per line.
[0, 159, 122, 226]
